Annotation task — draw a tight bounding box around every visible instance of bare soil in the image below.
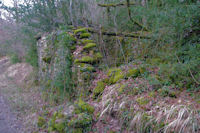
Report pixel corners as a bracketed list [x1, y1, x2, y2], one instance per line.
[0, 57, 21, 133]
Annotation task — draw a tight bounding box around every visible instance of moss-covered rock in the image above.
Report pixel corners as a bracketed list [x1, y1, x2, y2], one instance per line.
[93, 81, 106, 99]
[94, 52, 103, 60]
[81, 39, 93, 44]
[47, 112, 66, 133]
[83, 43, 96, 50]
[107, 68, 125, 84]
[136, 97, 149, 105]
[74, 28, 87, 34]
[80, 64, 95, 72]
[80, 33, 91, 39]
[126, 68, 140, 78]
[75, 99, 95, 114]
[74, 56, 94, 64]
[68, 113, 92, 128]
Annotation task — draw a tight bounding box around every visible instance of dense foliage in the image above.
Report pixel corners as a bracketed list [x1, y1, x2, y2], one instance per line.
[1, 0, 199, 90]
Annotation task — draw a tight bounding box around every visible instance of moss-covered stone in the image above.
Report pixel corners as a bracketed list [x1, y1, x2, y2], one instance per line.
[80, 64, 95, 72]
[75, 99, 95, 114]
[136, 97, 149, 105]
[126, 68, 140, 78]
[107, 68, 124, 84]
[68, 113, 92, 128]
[37, 116, 46, 128]
[93, 81, 106, 99]
[81, 39, 93, 44]
[69, 34, 77, 42]
[47, 111, 66, 133]
[80, 33, 91, 39]
[74, 56, 94, 64]
[83, 43, 96, 50]
[74, 28, 87, 34]
[94, 52, 103, 60]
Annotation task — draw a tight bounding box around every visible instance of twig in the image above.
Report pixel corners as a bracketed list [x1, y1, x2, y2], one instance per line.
[175, 53, 199, 85]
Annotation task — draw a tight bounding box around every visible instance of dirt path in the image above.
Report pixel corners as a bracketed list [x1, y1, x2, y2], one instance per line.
[0, 57, 21, 133]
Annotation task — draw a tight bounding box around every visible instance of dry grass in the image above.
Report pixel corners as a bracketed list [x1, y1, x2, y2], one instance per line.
[128, 105, 200, 133]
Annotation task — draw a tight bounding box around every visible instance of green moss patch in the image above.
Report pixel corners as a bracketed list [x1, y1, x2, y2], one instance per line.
[74, 28, 87, 34]
[74, 56, 94, 64]
[107, 68, 125, 84]
[68, 113, 92, 128]
[125, 68, 140, 78]
[37, 116, 46, 128]
[118, 84, 126, 94]
[136, 97, 149, 105]
[93, 81, 106, 99]
[47, 112, 66, 133]
[94, 52, 103, 60]
[80, 33, 91, 39]
[80, 64, 95, 72]
[81, 39, 93, 44]
[83, 43, 96, 50]
[75, 99, 95, 114]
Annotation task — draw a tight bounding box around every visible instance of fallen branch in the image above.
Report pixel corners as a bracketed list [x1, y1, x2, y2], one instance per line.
[98, 2, 136, 7]
[175, 53, 200, 85]
[88, 28, 151, 39]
